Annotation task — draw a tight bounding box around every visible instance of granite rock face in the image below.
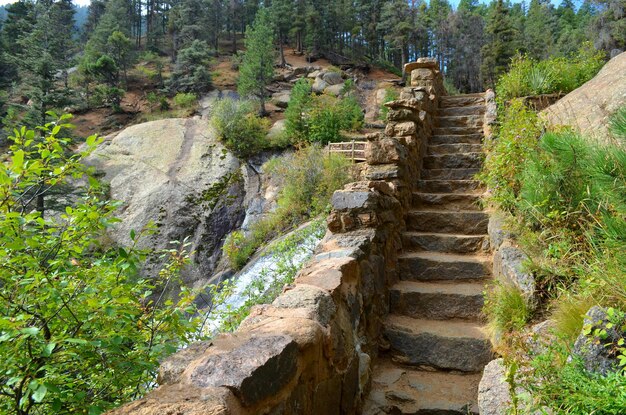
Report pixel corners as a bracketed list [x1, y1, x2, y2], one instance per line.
[478, 359, 511, 415]
[542, 51, 626, 141]
[86, 118, 245, 290]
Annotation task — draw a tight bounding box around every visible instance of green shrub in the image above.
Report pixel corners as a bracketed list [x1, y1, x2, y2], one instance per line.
[496, 44, 605, 101]
[173, 92, 197, 110]
[483, 281, 531, 345]
[380, 87, 399, 121]
[520, 346, 626, 414]
[478, 99, 543, 211]
[283, 80, 364, 145]
[609, 105, 626, 141]
[168, 40, 214, 94]
[307, 93, 363, 145]
[0, 118, 203, 414]
[284, 79, 313, 142]
[211, 97, 270, 158]
[222, 146, 353, 269]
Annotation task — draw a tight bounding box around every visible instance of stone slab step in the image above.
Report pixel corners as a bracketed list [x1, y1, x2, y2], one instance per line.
[364, 359, 480, 414]
[439, 94, 485, 108]
[423, 153, 483, 169]
[390, 280, 485, 320]
[420, 168, 481, 180]
[412, 192, 482, 211]
[431, 133, 483, 145]
[434, 126, 483, 136]
[402, 231, 488, 254]
[407, 210, 489, 235]
[418, 179, 482, 192]
[436, 115, 484, 128]
[428, 143, 483, 155]
[384, 315, 493, 372]
[438, 105, 485, 117]
[398, 251, 491, 281]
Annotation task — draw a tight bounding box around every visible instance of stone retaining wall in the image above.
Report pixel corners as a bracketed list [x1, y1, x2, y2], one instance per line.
[109, 58, 444, 415]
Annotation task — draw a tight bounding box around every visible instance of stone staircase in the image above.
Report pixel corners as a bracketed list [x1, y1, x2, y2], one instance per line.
[364, 93, 493, 414]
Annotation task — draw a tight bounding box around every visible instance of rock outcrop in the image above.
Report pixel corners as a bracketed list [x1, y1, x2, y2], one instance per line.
[572, 306, 625, 375]
[87, 118, 245, 290]
[542, 51, 626, 141]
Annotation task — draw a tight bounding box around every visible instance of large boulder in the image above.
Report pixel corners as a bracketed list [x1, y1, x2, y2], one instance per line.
[542, 52, 626, 141]
[478, 359, 511, 415]
[86, 118, 245, 290]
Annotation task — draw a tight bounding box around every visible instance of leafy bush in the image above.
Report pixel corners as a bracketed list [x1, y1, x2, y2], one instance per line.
[211, 97, 270, 158]
[284, 79, 313, 142]
[483, 281, 531, 345]
[0, 117, 202, 415]
[496, 44, 605, 101]
[167, 40, 214, 94]
[173, 92, 197, 110]
[380, 87, 399, 121]
[478, 99, 543, 211]
[223, 146, 353, 269]
[284, 79, 363, 145]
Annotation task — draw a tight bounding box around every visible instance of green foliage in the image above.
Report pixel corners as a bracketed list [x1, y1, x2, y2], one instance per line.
[483, 281, 531, 344]
[211, 97, 270, 158]
[284, 83, 364, 145]
[496, 45, 606, 101]
[380, 88, 399, 121]
[173, 92, 197, 110]
[168, 40, 213, 94]
[609, 105, 626, 142]
[237, 9, 275, 114]
[284, 79, 312, 142]
[223, 146, 352, 269]
[478, 99, 544, 211]
[0, 117, 202, 415]
[519, 345, 626, 414]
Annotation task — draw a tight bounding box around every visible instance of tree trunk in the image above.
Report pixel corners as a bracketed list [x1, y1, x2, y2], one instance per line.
[279, 33, 286, 67]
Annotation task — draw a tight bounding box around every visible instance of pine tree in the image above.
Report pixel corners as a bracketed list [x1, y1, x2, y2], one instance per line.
[525, 0, 557, 59]
[481, 0, 516, 87]
[378, 0, 413, 67]
[448, 0, 485, 92]
[238, 8, 275, 116]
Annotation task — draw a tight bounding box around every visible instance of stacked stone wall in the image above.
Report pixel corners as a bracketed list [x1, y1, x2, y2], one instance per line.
[109, 59, 445, 415]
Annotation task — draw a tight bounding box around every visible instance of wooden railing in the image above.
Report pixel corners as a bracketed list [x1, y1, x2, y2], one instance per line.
[327, 140, 366, 162]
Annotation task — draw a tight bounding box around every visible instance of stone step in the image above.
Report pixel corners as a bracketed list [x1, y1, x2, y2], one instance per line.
[439, 94, 485, 108]
[420, 168, 481, 180]
[398, 251, 491, 281]
[438, 105, 485, 117]
[364, 359, 480, 415]
[434, 126, 484, 136]
[417, 178, 482, 193]
[407, 210, 489, 235]
[402, 231, 488, 254]
[384, 315, 493, 372]
[428, 143, 483, 155]
[435, 115, 484, 128]
[390, 280, 485, 320]
[412, 192, 482, 211]
[423, 153, 483, 169]
[430, 133, 483, 145]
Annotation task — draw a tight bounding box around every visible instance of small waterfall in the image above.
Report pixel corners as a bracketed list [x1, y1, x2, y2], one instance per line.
[199, 220, 325, 336]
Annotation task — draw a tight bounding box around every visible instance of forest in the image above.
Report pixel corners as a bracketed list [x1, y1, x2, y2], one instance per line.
[0, 0, 624, 135]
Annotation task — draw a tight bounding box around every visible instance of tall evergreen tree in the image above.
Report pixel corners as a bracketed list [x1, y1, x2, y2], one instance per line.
[525, 0, 557, 59]
[378, 0, 413, 67]
[481, 0, 516, 87]
[238, 8, 275, 115]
